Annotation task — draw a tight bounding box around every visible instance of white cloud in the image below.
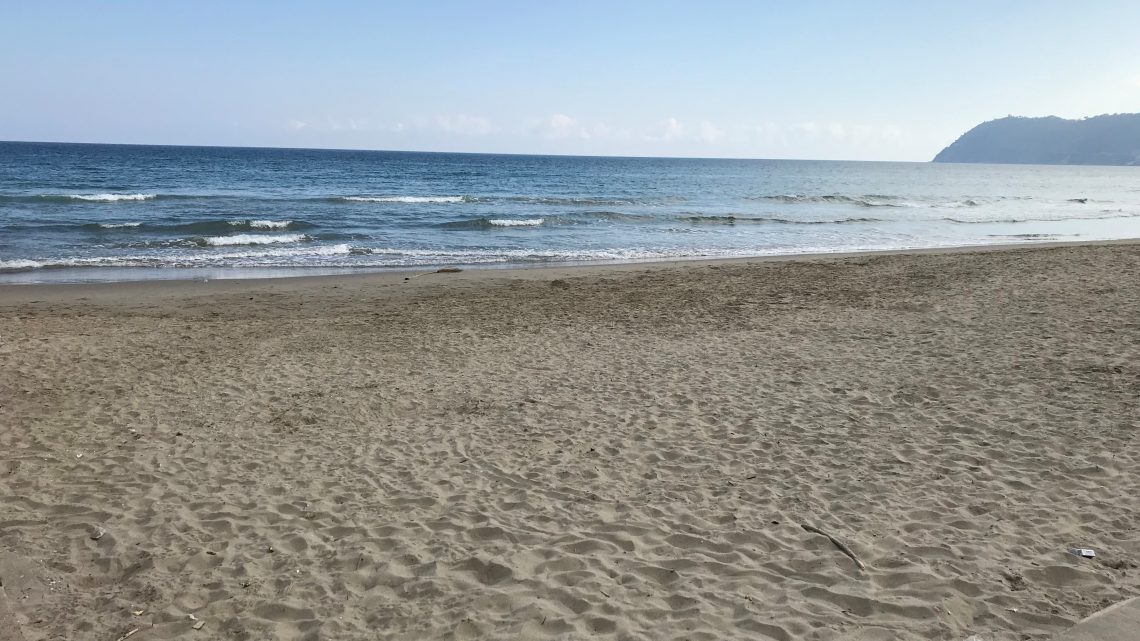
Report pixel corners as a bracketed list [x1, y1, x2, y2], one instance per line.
[697, 121, 725, 144]
[536, 113, 590, 139]
[548, 113, 578, 130]
[662, 117, 684, 141]
[794, 122, 821, 138]
[527, 114, 632, 144]
[283, 111, 913, 160]
[645, 117, 685, 143]
[630, 117, 907, 154]
[285, 117, 398, 133]
[432, 114, 493, 135]
[784, 121, 904, 146]
[751, 122, 786, 145]
[732, 121, 917, 159]
[327, 117, 366, 131]
[592, 122, 632, 141]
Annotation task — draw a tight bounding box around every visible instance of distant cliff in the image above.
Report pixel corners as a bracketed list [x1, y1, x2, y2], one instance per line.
[933, 114, 1140, 165]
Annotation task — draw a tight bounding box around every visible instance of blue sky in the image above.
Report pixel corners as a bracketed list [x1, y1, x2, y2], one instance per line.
[2, 1, 1139, 160]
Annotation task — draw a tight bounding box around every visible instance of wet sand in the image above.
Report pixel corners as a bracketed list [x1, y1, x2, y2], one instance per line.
[1, 242, 1138, 640]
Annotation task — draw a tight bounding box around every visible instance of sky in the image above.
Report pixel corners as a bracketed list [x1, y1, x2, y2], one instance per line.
[2, 1, 1139, 161]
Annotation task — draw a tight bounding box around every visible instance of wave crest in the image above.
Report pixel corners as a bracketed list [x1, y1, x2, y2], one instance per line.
[341, 195, 467, 204]
[67, 193, 156, 202]
[0, 259, 43, 273]
[756, 194, 905, 207]
[201, 233, 309, 246]
[945, 211, 1139, 224]
[489, 218, 543, 227]
[439, 217, 545, 230]
[681, 215, 882, 225]
[77, 219, 313, 234]
[233, 219, 293, 230]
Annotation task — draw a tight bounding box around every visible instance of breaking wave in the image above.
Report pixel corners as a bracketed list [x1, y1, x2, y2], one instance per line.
[0, 259, 44, 272]
[944, 211, 1140, 224]
[488, 218, 543, 227]
[680, 215, 883, 225]
[504, 196, 638, 206]
[340, 195, 467, 204]
[237, 219, 293, 229]
[756, 194, 996, 208]
[755, 194, 906, 207]
[75, 219, 314, 234]
[66, 193, 156, 202]
[989, 233, 1063, 240]
[0, 244, 356, 273]
[439, 217, 545, 230]
[200, 233, 309, 246]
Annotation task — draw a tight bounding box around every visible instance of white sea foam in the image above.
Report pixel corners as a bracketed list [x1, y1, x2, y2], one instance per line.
[359, 247, 699, 261]
[211, 243, 352, 259]
[944, 210, 1140, 224]
[69, 193, 156, 202]
[0, 259, 43, 271]
[489, 218, 544, 227]
[5, 244, 354, 269]
[343, 195, 465, 204]
[98, 222, 143, 228]
[205, 233, 308, 246]
[232, 220, 292, 229]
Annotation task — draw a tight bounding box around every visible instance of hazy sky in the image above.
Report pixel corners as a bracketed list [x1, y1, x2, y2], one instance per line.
[3, 1, 1139, 160]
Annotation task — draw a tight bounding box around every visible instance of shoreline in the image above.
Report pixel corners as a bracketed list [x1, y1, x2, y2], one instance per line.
[2, 237, 1139, 301]
[2, 239, 1138, 640]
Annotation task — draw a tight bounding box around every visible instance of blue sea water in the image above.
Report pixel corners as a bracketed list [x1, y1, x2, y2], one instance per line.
[1, 141, 1139, 283]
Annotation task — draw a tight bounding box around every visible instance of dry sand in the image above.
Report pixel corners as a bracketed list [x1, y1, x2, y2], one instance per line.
[1, 242, 1138, 641]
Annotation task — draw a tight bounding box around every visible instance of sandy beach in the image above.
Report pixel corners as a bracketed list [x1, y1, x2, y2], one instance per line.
[1, 242, 1138, 641]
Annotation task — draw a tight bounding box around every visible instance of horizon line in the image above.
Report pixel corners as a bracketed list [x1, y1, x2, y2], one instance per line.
[0, 139, 925, 164]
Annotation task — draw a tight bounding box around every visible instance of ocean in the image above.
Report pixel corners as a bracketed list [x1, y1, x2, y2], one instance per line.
[1, 141, 1139, 283]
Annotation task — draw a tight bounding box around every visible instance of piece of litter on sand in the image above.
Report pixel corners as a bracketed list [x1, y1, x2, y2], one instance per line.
[89, 527, 105, 540]
[1067, 547, 1096, 558]
[192, 620, 205, 630]
[115, 629, 140, 641]
[801, 523, 867, 571]
[435, 267, 462, 273]
[131, 608, 144, 616]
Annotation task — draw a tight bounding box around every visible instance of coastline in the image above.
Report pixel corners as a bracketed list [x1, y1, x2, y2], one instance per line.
[2, 240, 1138, 640]
[3, 237, 1139, 299]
